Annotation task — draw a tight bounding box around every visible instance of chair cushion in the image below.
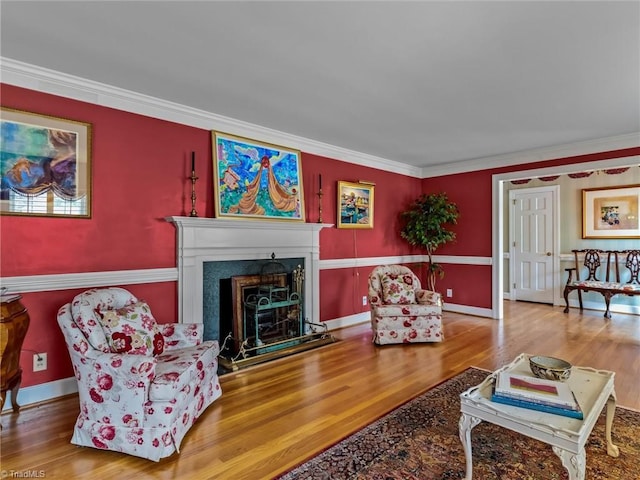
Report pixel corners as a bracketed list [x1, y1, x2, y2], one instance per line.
[149, 342, 217, 402]
[381, 273, 416, 304]
[569, 280, 640, 292]
[98, 301, 165, 356]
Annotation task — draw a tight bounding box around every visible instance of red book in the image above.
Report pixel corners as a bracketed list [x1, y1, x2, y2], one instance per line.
[509, 376, 559, 396]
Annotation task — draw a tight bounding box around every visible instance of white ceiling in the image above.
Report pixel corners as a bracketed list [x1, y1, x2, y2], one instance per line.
[1, 1, 639, 171]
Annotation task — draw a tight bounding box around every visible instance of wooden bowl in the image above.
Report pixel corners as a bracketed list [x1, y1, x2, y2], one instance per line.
[529, 355, 572, 382]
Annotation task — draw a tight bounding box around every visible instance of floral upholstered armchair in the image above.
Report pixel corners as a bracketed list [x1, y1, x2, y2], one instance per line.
[368, 265, 443, 345]
[56, 287, 222, 461]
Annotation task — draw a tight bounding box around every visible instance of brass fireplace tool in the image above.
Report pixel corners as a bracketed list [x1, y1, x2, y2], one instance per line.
[189, 152, 198, 217]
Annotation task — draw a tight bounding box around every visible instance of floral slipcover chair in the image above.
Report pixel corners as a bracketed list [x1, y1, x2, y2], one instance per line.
[56, 287, 222, 461]
[368, 265, 444, 345]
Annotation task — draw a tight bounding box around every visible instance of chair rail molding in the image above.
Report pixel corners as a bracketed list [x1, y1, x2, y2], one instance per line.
[0, 268, 177, 294]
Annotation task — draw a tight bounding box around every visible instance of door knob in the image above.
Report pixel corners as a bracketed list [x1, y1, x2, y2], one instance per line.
[546, 252, 552, 256]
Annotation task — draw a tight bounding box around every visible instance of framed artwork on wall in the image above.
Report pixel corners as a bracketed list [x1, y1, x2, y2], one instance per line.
[0, 107, 92, 218]
[582, 184, 640, 238]
[212, 131, 305, 222]
[337, 181, 374, 229]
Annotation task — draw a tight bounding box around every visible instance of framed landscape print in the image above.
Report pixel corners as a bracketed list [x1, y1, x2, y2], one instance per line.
[0, 107, 92, 218]
[212, 131, 305, 222]
[582, 184, 640, 238]
[337, 181, 374, 229]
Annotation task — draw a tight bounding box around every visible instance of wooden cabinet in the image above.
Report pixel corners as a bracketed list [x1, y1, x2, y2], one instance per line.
[1, 294, 30, 413]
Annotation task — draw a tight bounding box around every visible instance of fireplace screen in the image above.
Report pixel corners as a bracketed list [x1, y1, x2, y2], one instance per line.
[244, 283, 301, 352]
[221, 255, 330, 363]
[242, 256, 302, 352]
[219, 255, 333, 371]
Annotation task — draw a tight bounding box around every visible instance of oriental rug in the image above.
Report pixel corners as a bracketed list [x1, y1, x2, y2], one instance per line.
[277, 368, 640, 479]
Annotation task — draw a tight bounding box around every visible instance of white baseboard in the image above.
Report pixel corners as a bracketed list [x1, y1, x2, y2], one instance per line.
[323, 311, 370, 330]
[443, 302, 494, 318]
[564, 299, 640, 316]
[1, 377, 77, 413]
[503, 296, 638, 317]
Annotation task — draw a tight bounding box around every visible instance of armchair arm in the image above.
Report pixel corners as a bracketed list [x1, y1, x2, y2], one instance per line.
[565, 267, 576, 284]
[416, 289, 442, 306]
[83, 350, 158, 383]
[368, 293, 383, 307]
[159, 323, 203, 351]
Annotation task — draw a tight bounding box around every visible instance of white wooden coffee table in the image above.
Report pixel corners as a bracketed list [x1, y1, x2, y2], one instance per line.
[459, 353, 618, 480]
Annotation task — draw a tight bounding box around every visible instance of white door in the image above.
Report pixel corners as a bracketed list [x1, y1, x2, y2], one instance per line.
[510, 186, 558, 304]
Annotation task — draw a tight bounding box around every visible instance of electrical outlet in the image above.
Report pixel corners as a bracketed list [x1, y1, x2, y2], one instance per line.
[362, 296, 367, 306]
[446, 289, 453, 298]
[33, 352, 47, 372]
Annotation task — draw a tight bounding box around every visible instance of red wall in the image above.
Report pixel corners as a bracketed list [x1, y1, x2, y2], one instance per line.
[2, 83, 638, 390]
[423, 147, 640, 309]
[0, 84, 420, 388]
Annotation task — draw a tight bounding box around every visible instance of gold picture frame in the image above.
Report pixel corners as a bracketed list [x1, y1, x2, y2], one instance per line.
[582, 184, 640, 239]
[0, 107, 92, 218]
[337, 181, 374, 229]
[212, 131, 305, 222]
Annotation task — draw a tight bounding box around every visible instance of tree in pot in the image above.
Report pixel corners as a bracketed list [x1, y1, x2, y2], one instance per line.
[399, 192, 459, 292]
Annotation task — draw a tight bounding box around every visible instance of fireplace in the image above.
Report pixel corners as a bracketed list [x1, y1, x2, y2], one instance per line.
[166, 217, 334, 369]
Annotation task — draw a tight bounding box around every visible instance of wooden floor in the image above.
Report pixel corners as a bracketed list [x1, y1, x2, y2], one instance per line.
[2, 302, 639, 479]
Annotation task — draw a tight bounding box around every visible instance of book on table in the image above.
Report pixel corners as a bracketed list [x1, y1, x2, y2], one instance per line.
[491, 371, 583, 420]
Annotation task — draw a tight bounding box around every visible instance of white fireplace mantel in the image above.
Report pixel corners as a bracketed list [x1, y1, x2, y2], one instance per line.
[166, 216, 332, 330]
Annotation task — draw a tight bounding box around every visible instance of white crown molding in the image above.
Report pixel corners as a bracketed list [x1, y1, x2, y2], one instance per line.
[492, 155, 640, 184]
[423, 133, 640, 178]
[0, 57, 422, 178]
[1, 58, 637, 180]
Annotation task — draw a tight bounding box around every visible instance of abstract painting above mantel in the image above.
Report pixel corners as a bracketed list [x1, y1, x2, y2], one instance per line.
[212, 131, 305, 222]
[0, 107, 91, 218]
[582, 184, 640, 239]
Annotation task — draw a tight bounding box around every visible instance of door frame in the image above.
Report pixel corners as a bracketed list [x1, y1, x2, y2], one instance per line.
[508, 185, 560, 305]
[491, 154, 639, 320]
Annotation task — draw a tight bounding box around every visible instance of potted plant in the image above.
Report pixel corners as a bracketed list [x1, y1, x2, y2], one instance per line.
[399, 192, 459, 292]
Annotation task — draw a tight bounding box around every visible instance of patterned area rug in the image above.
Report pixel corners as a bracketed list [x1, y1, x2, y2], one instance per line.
[277, 368, 639, 479]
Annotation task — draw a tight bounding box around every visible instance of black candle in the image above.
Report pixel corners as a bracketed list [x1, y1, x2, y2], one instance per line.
[191, 152, 195, 172]
[319, 174, 322, 190]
